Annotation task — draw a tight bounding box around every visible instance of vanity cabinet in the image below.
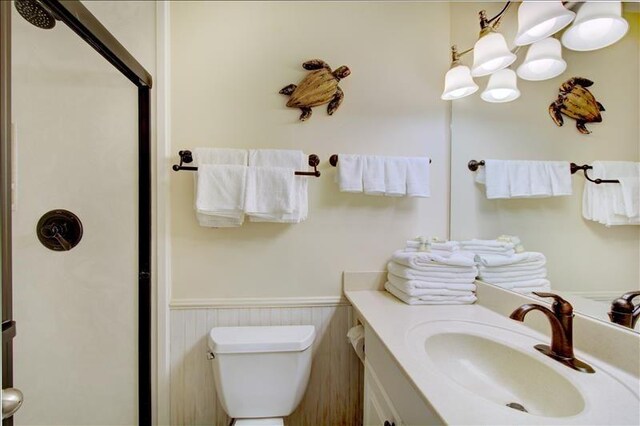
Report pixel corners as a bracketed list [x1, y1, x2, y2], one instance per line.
[363, 326, 443, 426]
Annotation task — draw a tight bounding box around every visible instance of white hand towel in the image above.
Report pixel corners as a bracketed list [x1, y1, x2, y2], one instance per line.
[388, 262, 478, 283]
[387, 273, 477, 291]
[385, 282, 476, 305]
[406, 239, 460, 252]
[384, 157, 408, 197]
[476, 252, 546, 267]
[480, 159, 510, 199]
[336, 154, 364, 193]
[249, 150, 307, 223]
[196, 164, 247, 227]
[478, 278, 551, 289]
[406, 157, 431, 197]
[193, 148, 248, 166]
[480, 160, 572, 199]
[386, 278, 475, 297]
[392, 250, 477, 268]
[461, 239, 516, 249]
[583, 161, 640, 226]
[244, 166, 294, 220]
[479, 262, 546, 274]
[363, 156, 385, 195]
[512, 283, 552, 294]
[619, 177, 640, 219]
[478, 270, 547, 283]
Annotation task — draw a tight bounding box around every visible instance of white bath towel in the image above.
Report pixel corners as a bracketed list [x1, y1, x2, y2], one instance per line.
[363, 156, 386, 195]
[392, 250, 476, 268]
[388, 262, 478, 283]
[386, 277, 475, 297]
[337, 154, 364, 193]
[384, 157, 408, 197]
[583, 161, 640, 226]
[196, 164, 247, 227]
[406, 157, 431, 197]
[193, 148, 248, 166]
[244, 166, 294, 221]
[385, 282, 477, 305]
[387, 273, 477, 291]
[476, 252, 546, 267]
[477, 160, 572, 199]
[249, 150, 307, 223]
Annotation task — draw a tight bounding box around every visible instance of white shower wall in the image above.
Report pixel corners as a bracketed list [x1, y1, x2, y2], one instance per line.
[10, 2, 156, 424]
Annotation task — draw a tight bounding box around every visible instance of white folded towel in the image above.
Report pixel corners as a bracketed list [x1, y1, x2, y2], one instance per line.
[619, 177, 640, 219]
[477, 160, 572, 199]
[406, 157, 430, 197]
[385, 282, 476, 305]
[478, 270, 547, 283]
[406, 239, 460, 252]
[512, 283, 552, 294]
[193, 148, 248, 166]
[388, 262, 478, 283]
[479, 263, 546, 274]
[392, 250, 477, 269]
[244, 166, 295, 220]
[363, 156, 386, 195]
[337, 154, 364, 193]
[384, 157, 408, 197]
[476, 251, 545, 267]
[478, 278, 551, 289]
[386, 277, 475, 297]
[196, 164, 247, 228]
[249, 149, 307, 223]
[583, 161, 639, 226]
[387, 273, 477, 291]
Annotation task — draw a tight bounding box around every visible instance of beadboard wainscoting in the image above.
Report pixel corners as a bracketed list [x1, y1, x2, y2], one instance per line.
[169, 302, 363, 425]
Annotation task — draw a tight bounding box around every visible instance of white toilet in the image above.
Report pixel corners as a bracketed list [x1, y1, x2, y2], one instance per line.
[208, 325, 316, 426]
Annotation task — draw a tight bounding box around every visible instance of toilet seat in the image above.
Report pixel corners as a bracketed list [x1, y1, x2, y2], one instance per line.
[232, 418, 284, 426]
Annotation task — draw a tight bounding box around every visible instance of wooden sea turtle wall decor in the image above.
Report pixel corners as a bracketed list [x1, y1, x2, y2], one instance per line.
[279, 59, 351, 121]
[549, 77, 605, 135]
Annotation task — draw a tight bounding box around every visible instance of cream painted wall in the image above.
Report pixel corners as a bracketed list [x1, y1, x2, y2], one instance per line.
[450, 3, 640, 294]
[170, 1, 451, 300]
[11, 2, 155, 424]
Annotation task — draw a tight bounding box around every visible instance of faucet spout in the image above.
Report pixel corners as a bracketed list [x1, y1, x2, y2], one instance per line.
[509, 292, 594, 374]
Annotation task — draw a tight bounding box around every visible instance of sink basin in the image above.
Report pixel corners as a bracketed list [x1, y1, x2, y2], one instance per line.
[425, 332, 585, 417]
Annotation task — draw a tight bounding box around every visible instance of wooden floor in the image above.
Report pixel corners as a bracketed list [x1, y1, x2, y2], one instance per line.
[169, 304, 363, 425]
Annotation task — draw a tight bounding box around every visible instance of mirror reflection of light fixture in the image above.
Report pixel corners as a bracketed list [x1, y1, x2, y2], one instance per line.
[442, 46, 479, 100]
[517, 37, 567, 81]
[481, 69, 521, 103]
[514, 1, 575, 46]
[562, 1, 629, 51]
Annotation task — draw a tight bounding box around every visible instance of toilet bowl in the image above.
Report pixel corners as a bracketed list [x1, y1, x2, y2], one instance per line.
[208, 325, 316, 424]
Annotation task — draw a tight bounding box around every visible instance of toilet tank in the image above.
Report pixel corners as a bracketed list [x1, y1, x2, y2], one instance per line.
[208, 325, 316, 419]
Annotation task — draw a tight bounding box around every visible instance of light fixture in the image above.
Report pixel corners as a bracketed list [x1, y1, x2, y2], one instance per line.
[441, 46, 479, 100]
[517, 37, 567, 81]
[471, 31, 518, 77]
[481, 69, 520, 103]
[514, 1, 575, 46]
[562, 1, 629, 51]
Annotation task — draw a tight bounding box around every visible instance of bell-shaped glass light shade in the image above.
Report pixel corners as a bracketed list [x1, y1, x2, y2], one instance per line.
[481, 69, 521, 103]
[517, 38, 567, 81]
[441, 65, 479, 100]
[562, 1, 629, 51]
[471, 32, 517, 77]
[515, 1, 576, 46]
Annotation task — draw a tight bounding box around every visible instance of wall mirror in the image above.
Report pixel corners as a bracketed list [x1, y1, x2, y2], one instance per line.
[449, 2, 640, 332]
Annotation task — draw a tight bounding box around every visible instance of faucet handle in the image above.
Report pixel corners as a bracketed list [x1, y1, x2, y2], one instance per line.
[620, 291, 640, 305]
[532, 292, 573, 315]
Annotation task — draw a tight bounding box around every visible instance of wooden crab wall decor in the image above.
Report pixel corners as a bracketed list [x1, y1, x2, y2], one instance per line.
[279, 59, 351, 121]
[549, 77, 605, 135]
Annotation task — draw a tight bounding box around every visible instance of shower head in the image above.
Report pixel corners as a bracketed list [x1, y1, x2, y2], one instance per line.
[14, 0, 57, 29]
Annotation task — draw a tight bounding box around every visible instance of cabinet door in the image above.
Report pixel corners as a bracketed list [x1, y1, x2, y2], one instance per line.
[364, 361, 401, 426]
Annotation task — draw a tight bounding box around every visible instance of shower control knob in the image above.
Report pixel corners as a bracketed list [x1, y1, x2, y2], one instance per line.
[36, 209, 83, 251]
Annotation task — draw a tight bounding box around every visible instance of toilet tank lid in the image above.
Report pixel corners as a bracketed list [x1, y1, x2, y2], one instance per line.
[208, 325, 316, 354]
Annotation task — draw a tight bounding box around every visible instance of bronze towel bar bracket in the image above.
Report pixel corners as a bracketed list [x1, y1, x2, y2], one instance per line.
[467, 160, 620, 184]
[329, 154, 431, 167]
[172, 150, 321, 177]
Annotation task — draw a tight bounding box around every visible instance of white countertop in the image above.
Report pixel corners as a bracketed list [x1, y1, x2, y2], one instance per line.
[346, 290, 640, 425]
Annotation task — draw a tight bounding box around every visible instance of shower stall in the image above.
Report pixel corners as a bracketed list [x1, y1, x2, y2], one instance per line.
[0, 1, 152, 424]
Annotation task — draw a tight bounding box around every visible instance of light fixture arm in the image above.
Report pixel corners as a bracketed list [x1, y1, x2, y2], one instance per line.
[479, 1, 512, 36]
[450, 45, 474, 66]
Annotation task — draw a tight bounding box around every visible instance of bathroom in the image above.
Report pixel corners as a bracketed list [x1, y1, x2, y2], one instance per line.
[0, 0, 638, 425]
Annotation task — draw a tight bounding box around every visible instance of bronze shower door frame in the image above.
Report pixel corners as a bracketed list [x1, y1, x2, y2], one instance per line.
[0, 1, 153, 424]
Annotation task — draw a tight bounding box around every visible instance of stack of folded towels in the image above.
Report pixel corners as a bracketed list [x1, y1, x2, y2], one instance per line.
[475, 252, 550, 294]
[385, 244, 478, 305]
[194, 148, 308, 227]
[404, 236, 460, 256]
[460, 236, 524, 257]
[582, 161, 640, 226]
[337, 154, 430, 197]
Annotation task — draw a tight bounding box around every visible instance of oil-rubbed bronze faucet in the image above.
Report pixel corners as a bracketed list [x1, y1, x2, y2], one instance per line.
[509, 292, 595, 374]
[609, 291, 640, 329]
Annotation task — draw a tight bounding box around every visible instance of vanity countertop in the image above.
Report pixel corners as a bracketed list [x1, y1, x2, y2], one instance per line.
[346, 289, 640, 425]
